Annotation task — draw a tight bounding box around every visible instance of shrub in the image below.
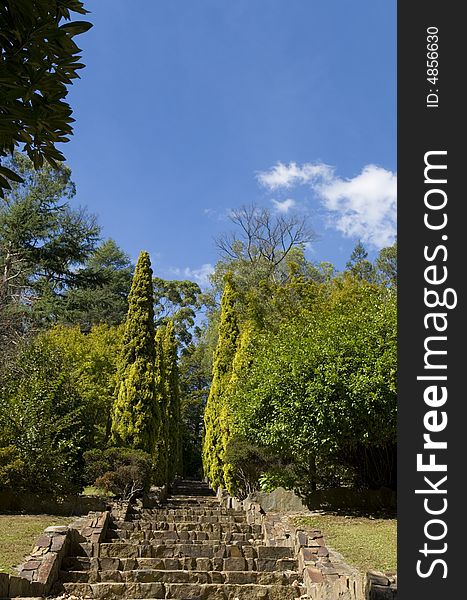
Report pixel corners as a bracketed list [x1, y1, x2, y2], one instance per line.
[0, 338, 88, 495]
[84, 447, 153, 500]
[0, 446, 26, 490]
[223, 437, 269, 500]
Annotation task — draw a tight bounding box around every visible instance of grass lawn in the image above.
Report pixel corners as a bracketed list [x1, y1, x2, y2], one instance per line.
[0, 514, 74, 574]
[82, 485, 114, 496]
[294, 514, 397, 573]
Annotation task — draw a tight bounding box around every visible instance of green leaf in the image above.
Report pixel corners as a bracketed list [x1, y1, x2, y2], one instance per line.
[59, 21, 93, 36]
[0, 165, 24, 183]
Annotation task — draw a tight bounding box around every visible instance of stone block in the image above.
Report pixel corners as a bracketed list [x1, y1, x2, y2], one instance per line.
[44, 526, 69, 535]
[370, 583, 397, 599]
[99, 557, 121, 571]
[224, 571, 254, 585]
[0, 572, 9, 598]
[224, 557, 246, 571]
[303, 566, 325, 585]
[21, 559, 41, 571]
[8, 575, 31, 597]
[257, 546, 292, 559]
[255, 559, 277, 572]
[50, 534, 67, 553]
[36, 553, 58, 589]
[229, 544, 243, 557]
[367, 569, 391, 586]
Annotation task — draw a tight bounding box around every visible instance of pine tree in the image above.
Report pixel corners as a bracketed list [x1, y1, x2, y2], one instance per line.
[111, 251, 159, 454]
[202, 279, 239, 489]
[346, 241, 375, 282]
[163, 320, 183, 480]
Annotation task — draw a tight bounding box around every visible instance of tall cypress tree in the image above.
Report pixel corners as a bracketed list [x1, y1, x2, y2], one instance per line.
[202, 279, 239, 489]
[222, 323, 255, 493]
[111, 251, 159, 454]
[164, 319, 182, 481]
[153, 325, 168, 484]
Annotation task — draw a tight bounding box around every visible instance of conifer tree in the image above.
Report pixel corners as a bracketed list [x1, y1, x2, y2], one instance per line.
[163, 320, 183, 480]
[202, 279, 239, 489]
[222, 323, 255, 493]
[153, 325, 168, 484]
[111, 251, 159, 454]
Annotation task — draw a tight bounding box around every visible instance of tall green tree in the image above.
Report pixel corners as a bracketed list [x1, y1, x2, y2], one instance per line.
[345, 241, 375, 282]
[153, 277, 209, 347]
[179, 330, 211, 478]
[0, 0, 92, 196]
[375, 241, 397, 288]
[153, 325, 168, 485]
[0, 154, 99, 346]
[232, 277, 397, 492]
[163, 319, 182, 480]
[202, 279, 239, 489]
[41, 323, 123, 445]
[60, 239, 134, 330]
[111, 251, 159, 455]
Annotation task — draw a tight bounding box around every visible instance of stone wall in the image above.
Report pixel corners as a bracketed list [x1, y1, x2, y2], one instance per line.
[250, 486, 396, 514]
[0, 509, 111, 598]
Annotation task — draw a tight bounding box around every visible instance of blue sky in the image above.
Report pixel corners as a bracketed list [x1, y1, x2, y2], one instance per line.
[65, 0, 396, 285]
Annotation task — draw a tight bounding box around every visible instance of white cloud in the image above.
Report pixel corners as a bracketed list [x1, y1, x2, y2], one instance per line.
[271, 198, 296, 213]
[257, 161, 333, 190]
[170, 263, 214, 287]
[258, 161, 396, 249]
[316, 165, 396, 249]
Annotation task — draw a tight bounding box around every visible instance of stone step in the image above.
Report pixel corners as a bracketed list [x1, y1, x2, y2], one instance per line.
[106, 529, 262, 543]
[108, 521, 261, 535]
[127, 509, 245, 517]
[93, 542, 294, 560]
[125, 515, 247, 525]
[60, 568, 300, 586]
[60, 581, 302, 599]
[64, 554, 298, 572]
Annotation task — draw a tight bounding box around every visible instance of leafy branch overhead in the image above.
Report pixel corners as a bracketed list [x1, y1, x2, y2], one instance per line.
[0, 0, 92, 197]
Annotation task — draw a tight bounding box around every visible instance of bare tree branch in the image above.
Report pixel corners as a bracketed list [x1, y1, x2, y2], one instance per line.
[215, 204, 315, 276]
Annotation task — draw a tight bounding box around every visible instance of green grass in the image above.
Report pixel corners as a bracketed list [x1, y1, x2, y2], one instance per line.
[0, 514, 74, 574]
[294, 514, 397, 573]
[82, 485, 114, 497]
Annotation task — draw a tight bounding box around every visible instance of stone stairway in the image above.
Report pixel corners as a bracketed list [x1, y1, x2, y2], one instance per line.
[56, 480, 304, 599]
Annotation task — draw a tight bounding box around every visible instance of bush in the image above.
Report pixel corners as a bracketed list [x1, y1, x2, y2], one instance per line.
[84, 447, 153, 501]
[223, 437, 269, 499]
[0, 339, 88, 495]
[0, 446, 26, 490]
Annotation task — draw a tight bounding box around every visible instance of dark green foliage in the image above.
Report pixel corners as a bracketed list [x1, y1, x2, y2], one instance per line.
[84, 447, 153, 501]
[111, 251, 159, 455]
[163, 320, 182, 480]
[153, 278, 210, 347]
[179, 333, 211, 478]
[0, 445, 26, 489]
[232, 277, 397, 492]
[59, 239, 134, 330]
[153, 325, 168, 485]
[40, 324, 123, 446]
[375, 241, 397, 288]
[153, 320, 183, 484]
[345, 241, 375, 282]
[223, 437, 269, 500]
[0, 0, 92, 195]
[0, 153, 99, 345]
[0, 337, 89, 494]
